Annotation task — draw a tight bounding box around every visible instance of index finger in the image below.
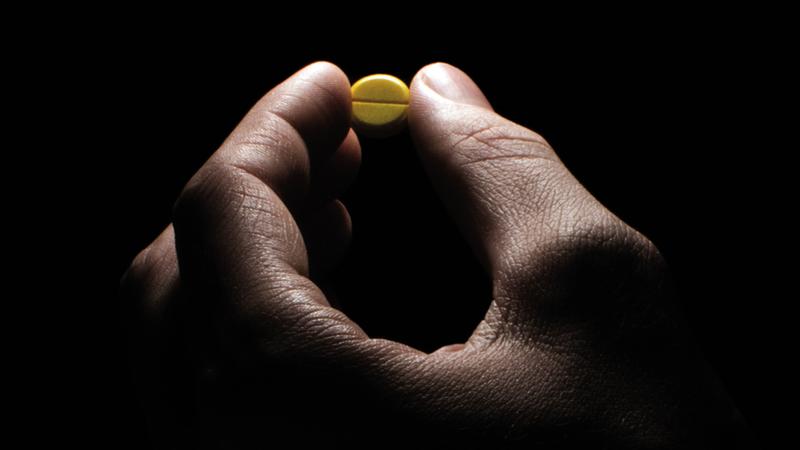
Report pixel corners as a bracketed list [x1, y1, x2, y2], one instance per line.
[172, 61, 361, 350]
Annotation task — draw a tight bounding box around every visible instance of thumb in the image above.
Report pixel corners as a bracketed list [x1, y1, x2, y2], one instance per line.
[408, 63, 609, 279]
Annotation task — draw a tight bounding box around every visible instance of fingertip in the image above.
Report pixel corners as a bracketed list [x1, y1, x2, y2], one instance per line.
[410, 62, 493, 110]
[298, 61, 352, 103]
[259, 60, 353, 155]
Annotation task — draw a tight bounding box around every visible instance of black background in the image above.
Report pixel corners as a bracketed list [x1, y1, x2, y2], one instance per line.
[61, 18, 786, 448]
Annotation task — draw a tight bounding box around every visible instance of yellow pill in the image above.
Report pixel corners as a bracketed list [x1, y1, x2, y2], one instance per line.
[351, 74, 410, 138]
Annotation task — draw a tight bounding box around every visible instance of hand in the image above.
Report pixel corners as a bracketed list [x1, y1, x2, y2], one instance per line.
[121, 62, 756, 449]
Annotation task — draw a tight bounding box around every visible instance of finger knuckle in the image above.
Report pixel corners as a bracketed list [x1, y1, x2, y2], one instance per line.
[224, 278, 359, 360]
[561, 218, 665, 276]
[504, 216, 667, 305]
[119, 242, 174, 317]
[172, 163, 252, 226]
[176, 112, 310, 220]
[496, 218, 673, 348]
[223, 110, 310, 187]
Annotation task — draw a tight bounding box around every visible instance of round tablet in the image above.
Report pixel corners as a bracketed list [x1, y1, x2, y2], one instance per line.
[351, 74, 410, 138]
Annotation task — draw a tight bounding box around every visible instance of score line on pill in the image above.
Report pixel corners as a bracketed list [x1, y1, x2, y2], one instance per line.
[351, 74, 410, 138]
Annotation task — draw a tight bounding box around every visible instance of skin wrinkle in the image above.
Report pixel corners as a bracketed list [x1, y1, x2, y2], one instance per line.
[264, 72, 350, 151]
[508, 166, 561, 231]
[220, 112, 312, 203]
[237, 277, 312, 327]
[289, 318, 362, 357]
[295, 69, 350, 115]
[268, 90, 332, 138]
[456, 159, 567, 257]
[355, 339, 427, 385]
[436, 104, 556, 163]
[470, 173, 533, 235]
[453, 130, 557, 169]
[226, 118, 296, 162]
[458, 152, 554, 170]
[466, 348, 558, 430]
[220, 167, 308, 271]
[448, 123, 495, 145]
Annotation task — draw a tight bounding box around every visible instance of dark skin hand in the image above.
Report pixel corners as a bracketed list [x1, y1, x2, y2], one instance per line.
[121, 62, 757, 449]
